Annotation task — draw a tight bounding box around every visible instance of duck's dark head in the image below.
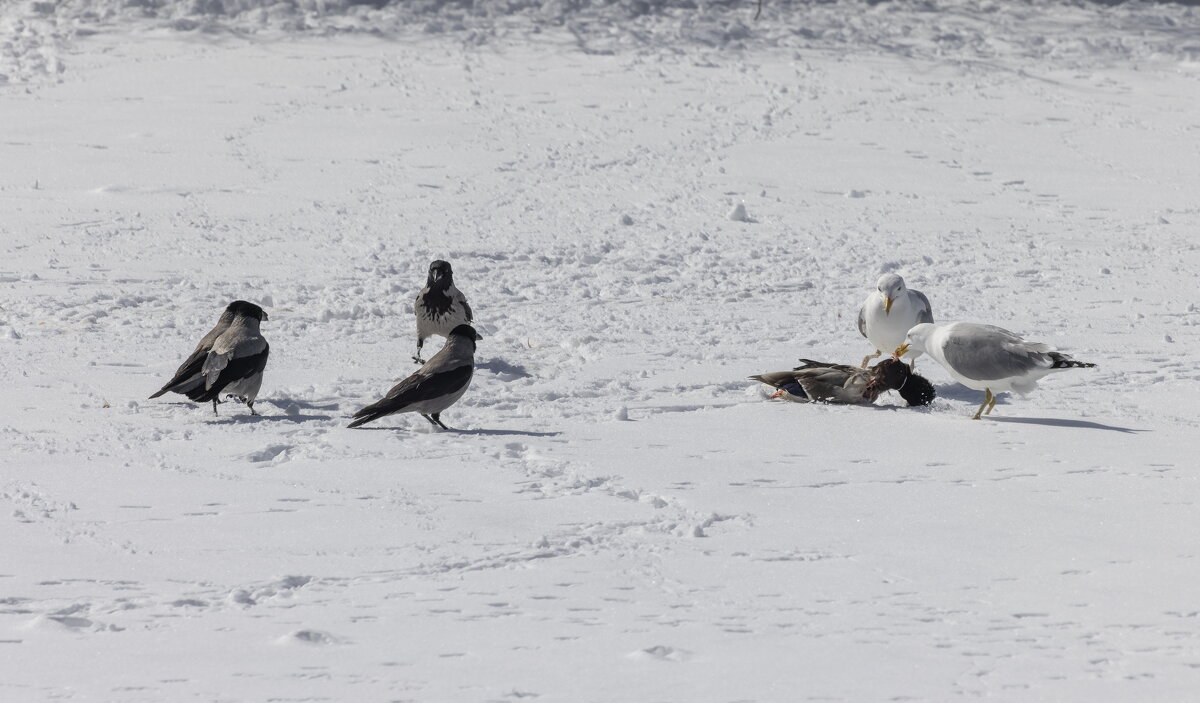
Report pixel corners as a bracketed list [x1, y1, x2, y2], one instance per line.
[867, 358, 935, 406]
[873, 358, 910, 390]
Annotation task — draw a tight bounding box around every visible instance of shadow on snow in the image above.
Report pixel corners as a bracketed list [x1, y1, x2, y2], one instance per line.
[986, 416, 1149, 434]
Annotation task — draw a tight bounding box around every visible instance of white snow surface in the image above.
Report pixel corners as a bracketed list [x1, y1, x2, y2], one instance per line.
[3, 0, 1200, 700]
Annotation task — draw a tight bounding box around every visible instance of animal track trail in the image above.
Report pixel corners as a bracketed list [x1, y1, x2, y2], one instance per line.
[1, 482, 137, 553]
[496, 442, 744, 540]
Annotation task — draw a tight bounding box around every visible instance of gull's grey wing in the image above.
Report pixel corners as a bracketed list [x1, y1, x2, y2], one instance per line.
[941, 325, 1048, 381]
[912, 290, 934, 324]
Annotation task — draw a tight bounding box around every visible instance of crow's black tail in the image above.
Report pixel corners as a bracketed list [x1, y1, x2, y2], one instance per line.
[347, 399, 397, 429]
[347, 410, 384, 429]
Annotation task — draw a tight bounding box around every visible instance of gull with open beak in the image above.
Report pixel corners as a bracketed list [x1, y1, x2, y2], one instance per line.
[858, 273, 933, 367]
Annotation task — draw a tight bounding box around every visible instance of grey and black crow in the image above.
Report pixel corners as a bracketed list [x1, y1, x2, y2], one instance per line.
[414, 260, 478, 364]
[151, 300, 270, 416]
[350, 323, 477, 430]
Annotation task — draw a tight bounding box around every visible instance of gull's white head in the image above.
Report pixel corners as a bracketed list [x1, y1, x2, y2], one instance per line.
[876, 273, 907, 314]
[895, 322, 935, 358]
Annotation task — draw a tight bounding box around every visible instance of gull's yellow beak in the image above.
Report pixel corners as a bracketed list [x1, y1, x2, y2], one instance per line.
[894, 343, 910, 358]
[884, 296, 894, 315]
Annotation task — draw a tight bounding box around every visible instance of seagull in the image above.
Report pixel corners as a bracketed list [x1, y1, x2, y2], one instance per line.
[750, 357, 935, 407]
[149, 302, 237, 400]
[414, 260, 479, 364]
[895, 322, 1096, 420]
[150, 300, 270, 416]
[349, 324, 478, 430]
[858, 273, 933, 367]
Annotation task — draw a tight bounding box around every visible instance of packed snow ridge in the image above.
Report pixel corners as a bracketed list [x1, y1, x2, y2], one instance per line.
[4, 0, 1200, 86]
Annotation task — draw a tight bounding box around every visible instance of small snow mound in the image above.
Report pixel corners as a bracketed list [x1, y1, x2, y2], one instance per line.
[244, 444, 291, 463]
[229, 575, 313, 606]
[727, 202, 750, 222]
[613, 406, 630, 421]
[844, 189, 869, 199]
[23, 614, 94, 631]
[628, 645, 690, 662]
[619, 213, 635, 226]
[278, 629, 337, 646]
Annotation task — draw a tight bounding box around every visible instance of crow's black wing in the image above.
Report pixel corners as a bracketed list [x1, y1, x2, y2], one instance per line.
[149, 346, 211, 398]
[188, 344, 270, 402]
[348, 364, 472, 428]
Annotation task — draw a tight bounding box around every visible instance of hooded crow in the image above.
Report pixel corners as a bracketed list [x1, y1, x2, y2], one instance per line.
[350, 324, 477, 430]
[896, 322, 1095, 419]
[751, 357, 935, 407]
[413, 260, 479, 364]
[158, 300, 270, 416]
[858, 273, 933, 368]
[149, 302, 238, 400]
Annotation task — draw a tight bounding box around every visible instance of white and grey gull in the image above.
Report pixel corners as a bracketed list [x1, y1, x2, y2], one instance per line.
[895, 322, 1096, 419]
[859, 273, 933, 367]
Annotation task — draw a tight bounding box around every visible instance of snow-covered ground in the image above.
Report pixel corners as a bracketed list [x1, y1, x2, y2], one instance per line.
[3, 1, 1200, 700]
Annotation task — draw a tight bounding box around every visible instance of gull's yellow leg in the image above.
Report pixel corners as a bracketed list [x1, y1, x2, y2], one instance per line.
[985, 390, 998, 415]
[971, 389, 993, 420]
